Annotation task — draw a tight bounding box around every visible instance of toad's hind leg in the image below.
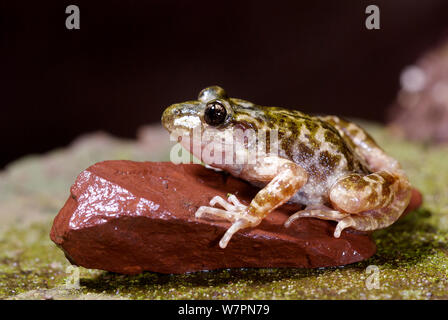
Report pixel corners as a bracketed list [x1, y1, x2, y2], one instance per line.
[330, 170, 411, 237]
[319, 116, 412, 237]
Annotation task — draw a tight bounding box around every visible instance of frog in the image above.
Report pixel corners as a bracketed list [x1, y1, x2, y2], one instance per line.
[161, 86, 412, 249]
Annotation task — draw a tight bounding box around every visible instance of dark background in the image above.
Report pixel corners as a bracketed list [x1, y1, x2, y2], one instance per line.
[1, 0, 448, 168]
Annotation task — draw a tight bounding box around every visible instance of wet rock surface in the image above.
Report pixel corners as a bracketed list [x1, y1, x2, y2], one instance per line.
[50, 160, 383, 274]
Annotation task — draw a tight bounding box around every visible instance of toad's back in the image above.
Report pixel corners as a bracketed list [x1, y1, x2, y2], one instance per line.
[231, 103, 370, 205]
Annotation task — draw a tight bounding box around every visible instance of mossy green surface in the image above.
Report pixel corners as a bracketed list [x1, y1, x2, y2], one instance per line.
[1, 123, 447, 300]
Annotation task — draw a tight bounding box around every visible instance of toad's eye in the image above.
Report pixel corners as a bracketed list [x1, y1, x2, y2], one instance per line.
[204, 101, 227, 126]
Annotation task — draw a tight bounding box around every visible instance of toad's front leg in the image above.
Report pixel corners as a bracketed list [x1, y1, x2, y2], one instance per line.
[195, 157, 308, 248]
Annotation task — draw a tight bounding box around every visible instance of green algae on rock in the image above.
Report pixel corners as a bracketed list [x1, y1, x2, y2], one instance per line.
[1, 123, 448, 299]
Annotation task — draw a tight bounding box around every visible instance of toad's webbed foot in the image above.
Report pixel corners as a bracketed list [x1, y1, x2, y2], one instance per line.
[195, 195, 261, 248]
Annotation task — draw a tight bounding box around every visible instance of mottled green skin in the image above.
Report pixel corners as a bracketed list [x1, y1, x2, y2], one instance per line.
[233, 104, 368, 171]
[229, 104, 374, 206]
[1, 123, 448, 299]
[162, 87, 368, 173]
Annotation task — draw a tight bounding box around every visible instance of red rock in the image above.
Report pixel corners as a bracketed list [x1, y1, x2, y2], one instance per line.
[401, 188, 423, 219]
[51, 160, 414, 275]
